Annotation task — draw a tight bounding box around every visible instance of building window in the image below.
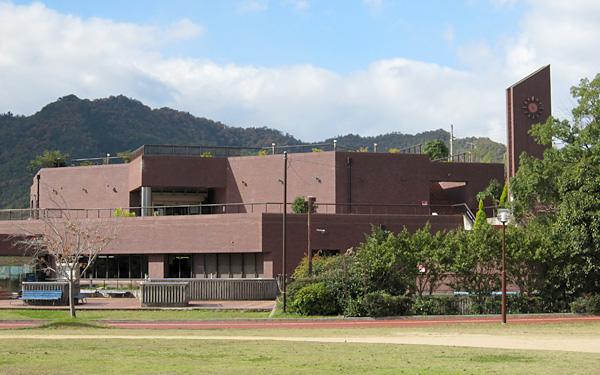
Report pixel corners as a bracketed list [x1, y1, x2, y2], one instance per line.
[88, 255, 148, 279]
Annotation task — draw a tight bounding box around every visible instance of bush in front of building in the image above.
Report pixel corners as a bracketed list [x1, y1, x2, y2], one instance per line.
[288, 282, 339, 316]
[571, 294, 600, 314]
[586, 295, 600, 314]
[411, 296, 458, 316]
[345, 292, 413, 317]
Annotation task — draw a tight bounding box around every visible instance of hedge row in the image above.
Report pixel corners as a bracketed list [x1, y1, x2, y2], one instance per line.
[287, 286, 578, 317]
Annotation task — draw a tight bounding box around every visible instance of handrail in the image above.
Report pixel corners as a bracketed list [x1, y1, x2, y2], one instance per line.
[1, 202, 477, 221]
[65, 141, 431, 166]
[432, 152, 472, 163]
[452, 203, 476, 224]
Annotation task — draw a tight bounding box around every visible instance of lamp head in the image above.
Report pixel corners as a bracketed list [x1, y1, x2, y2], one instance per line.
[498, 208, 511, 224]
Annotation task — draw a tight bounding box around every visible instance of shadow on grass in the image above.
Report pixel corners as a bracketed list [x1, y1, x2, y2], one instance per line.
[35, 318, 113, 330]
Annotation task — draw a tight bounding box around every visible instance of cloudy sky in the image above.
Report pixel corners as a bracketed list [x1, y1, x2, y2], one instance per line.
[1, 0, 599, 144]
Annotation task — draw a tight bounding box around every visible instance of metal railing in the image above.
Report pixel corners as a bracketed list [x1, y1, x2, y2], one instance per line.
[432, 152, 472, 163]
[1, 202, 477, 221]
[61, 141, 436, 168]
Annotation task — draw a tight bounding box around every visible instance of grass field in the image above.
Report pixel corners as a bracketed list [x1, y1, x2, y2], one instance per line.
[1, 317, 599, 374]
[0, 308, 272, 320]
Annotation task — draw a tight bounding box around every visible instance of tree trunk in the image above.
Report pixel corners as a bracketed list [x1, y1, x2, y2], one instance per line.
[69, 280, 77, 318]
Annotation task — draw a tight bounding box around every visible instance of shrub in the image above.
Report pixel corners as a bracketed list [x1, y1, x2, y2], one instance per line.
[114, 208, 136, 217]
[344, 297, 367, 317]
[471, 296, 501, 315]
[571, 298, 587, 313]
[286, 277, 319, 303]
[288, 282, 339, 316]
[586, 295, 600, 314]
[411, 296, 458, 316]
[507, 294, 544, 314]
[346, 292, 413, 317]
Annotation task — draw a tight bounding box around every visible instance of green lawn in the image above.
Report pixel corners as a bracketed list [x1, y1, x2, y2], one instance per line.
[2, 335, 597, 375]
[0, 321, 599, 374]
[0, 308, 271, 320]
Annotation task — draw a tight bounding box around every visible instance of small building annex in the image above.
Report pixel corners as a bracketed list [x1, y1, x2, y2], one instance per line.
[0, 143, 503, 291]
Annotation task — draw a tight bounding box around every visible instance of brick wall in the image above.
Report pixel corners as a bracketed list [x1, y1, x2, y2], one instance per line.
[33, 164, 130, 210]
[261, 212, 463, 277]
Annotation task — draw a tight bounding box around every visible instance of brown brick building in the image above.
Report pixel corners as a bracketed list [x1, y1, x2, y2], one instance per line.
[0, 144, 503, 291]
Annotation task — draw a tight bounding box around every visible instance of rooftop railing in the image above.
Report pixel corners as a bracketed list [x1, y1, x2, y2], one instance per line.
[67, 142, 487, 166]
[0, 202, 475, 221]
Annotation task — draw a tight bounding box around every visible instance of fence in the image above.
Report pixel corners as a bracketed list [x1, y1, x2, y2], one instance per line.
[140, 282, 190, 307]
[148, 278, 278, 301]
[1, 202, 476, 221]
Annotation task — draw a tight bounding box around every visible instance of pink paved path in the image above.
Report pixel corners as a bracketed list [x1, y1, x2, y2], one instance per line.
[2, 296, 599, 330]
[103, 315, 600, 329]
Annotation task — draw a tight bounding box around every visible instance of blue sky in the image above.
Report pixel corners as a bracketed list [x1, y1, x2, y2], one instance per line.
[1, 1, 599, 145]
[23, 1, 523, 72]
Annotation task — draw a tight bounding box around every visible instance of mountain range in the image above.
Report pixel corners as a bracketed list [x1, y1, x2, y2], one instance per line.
[0, 95, 505, 208]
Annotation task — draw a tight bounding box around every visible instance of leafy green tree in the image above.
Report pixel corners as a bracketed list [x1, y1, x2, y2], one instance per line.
[499, 182, 508, 207]
[423, 139, 449, 160]
[356, 226, 415, 296]
[476, 179, 502, 207]
[28, 150, 70, 171]
[117, 150, 132, 163]
[291, 195, 318, 213]
[504, 218, 549, 297]
[411, 224, 451, 297]
[473, 200, 487, 229]
[446, 224, 501, 305]
[511, 72, 600, 301]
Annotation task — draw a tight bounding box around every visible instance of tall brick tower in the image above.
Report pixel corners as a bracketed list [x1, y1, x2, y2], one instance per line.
[506, 65, 552, 184]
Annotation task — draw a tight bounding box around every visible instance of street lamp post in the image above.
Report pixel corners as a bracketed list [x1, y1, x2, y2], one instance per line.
[282, 151, 288, 312]
[305, 196, 316, 276]
[498, 208, 510, 325]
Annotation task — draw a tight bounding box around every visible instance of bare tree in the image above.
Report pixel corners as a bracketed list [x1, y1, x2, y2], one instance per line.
[17, 190, 119, 318]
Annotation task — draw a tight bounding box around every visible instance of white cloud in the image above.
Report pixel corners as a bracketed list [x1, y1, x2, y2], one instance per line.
[363, 0, 383, 14]
[501, 0, 600, 119]
[1, 0, 600, 145]
[295, 1, 309, 10]
[237, 1, 268, 13]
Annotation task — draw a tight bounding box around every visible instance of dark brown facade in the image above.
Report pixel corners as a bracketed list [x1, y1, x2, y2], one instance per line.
[506, 65, 552, 183]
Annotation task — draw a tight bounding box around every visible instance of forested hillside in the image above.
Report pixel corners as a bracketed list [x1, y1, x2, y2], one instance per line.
[0, 95, 505, 208]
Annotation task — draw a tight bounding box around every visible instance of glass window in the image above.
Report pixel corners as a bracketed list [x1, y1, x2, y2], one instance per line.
[107, 256, 118, 278]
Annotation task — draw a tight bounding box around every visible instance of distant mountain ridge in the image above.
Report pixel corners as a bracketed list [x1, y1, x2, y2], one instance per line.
[0, 95, 505, 208]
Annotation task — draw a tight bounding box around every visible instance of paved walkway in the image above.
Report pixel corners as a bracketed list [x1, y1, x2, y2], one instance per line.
[0, 297, 275, 311]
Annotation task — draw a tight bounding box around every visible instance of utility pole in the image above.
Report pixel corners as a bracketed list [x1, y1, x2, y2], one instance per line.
[466, 142, 476, 162]
[450, 124, 454, 162]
